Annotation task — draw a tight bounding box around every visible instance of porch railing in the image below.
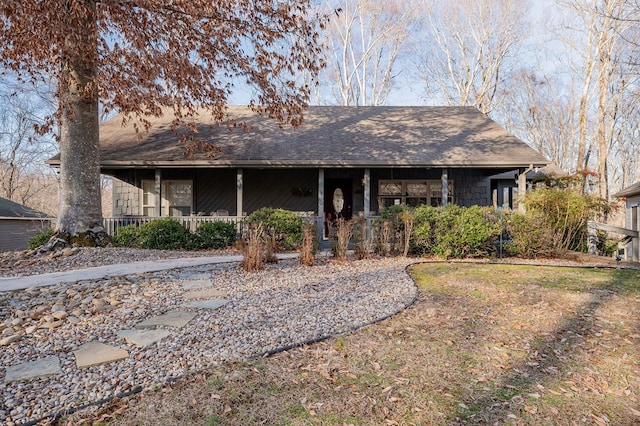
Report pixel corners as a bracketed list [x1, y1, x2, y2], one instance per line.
[103, 215, 245, 236]
[102, 214, 382, 239]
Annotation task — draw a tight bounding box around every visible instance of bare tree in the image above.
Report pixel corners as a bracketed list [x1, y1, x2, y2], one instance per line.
[500, 71, 580, 173]
[558, 0, 640, 198]
[418, 0, 530, 115]
[321, 0, 418, 106]
[0, 74, 58, 209]
[0, 1, 325, 247]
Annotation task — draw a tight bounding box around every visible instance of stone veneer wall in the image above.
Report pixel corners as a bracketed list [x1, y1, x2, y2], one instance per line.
[112, 178, 140, 217]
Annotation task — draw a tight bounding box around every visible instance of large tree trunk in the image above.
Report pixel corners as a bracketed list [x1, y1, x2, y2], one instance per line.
[51, 0, 108, 248]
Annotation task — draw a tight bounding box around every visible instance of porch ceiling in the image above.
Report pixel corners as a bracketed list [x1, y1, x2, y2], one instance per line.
[47, 106, 549, 169]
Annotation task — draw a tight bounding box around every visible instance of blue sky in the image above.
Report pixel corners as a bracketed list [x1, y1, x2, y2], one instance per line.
[228, 0, 563, 107]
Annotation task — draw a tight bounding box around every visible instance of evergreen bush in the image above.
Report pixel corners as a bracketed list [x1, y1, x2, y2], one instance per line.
[195, 221, 237, 249]
[514, 185, 610, 255]
[432, 205, 501, 259]
[135, 218, 192, 250]
[112, 223, 140, 248]
[244, 208, 302, 250]
[412, 205, 439, 255]
[27, 228, 54, 250]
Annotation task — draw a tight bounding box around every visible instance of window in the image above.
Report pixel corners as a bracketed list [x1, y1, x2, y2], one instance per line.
[163, 180, 193, 216]
[378, 179, 453, 209]
[141, 180, 156, 216]
[140, 179, 193, 217]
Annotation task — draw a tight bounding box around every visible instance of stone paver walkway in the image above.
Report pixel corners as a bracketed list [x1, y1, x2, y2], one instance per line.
[1, 255, 278, 385]
[4, 357, 62, 384]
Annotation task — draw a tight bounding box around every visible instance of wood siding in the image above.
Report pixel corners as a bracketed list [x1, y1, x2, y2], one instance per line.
[0, 219, 52, 252]
[195, 169, 237, 215]
[107, 167, 509, 219]
[244, 169, 318, 214]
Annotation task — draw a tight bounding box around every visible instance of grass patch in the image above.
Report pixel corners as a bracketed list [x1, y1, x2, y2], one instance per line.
[64, 262, 640, 426]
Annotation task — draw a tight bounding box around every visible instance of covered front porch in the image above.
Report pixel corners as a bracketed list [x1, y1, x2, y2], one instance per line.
[104, 165, 531, 238]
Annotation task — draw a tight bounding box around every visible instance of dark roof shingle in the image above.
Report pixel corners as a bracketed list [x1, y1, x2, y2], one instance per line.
[0, 197, 50, 218]
[614, 181, 640, 198]
[50, 106, 550, 169]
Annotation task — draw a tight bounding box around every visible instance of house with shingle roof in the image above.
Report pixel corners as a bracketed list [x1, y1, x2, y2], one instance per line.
[0, 197, 51, 252]
[47, 106, 550, 238]
[613, 181, 640, 261]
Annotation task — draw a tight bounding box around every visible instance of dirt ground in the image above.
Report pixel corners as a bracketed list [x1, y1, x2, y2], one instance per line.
[59, 261, 640, 425]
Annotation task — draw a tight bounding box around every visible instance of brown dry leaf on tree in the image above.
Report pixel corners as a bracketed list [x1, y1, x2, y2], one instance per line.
[0, 0, 326, 245]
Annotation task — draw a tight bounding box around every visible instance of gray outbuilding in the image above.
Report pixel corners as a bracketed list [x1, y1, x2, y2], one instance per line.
[0, 197, 52, 252]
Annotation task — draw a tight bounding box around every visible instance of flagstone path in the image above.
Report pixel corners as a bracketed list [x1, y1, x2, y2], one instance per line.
[4, 276, 229, 384]
[1, 256, 418, 426]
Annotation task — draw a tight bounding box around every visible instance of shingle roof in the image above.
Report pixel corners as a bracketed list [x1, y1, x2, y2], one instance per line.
[0, 197, 50, 218]
[48, 106, 549, 169]
[614, 181, 640, 198]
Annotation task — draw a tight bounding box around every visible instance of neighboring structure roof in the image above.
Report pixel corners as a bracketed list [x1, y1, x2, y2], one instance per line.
[48, 106, 549, 169]
[0, 197, 50, 219]
[489, 164, 566, 181]
[614, 181, 640, 198]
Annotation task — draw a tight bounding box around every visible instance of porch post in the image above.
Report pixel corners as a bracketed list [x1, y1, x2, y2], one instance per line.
[517, 168, 527, 212]
[317, 168, 325, 240]
[154, 168, 162, 216]
[635, 204, 640, 262]
[441, 169, 448, 207]
[236, 168, 243, 217]
[364, 168, 371, 217]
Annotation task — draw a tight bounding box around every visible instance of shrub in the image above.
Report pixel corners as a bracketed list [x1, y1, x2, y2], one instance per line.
[135, 218, 192, 250]
[195, 221, 237, 250]
[504, 211, 557, 258]
[411, 205, 500, 259]
[112, 224, 140, 248]
[244, 208, 303, 250]
[432, 205, 501, 259]
[27, 228, 54, 250]
[374, 205, 411, 255]
[412, 205, 439, 255]
[522, 187, 610, 254]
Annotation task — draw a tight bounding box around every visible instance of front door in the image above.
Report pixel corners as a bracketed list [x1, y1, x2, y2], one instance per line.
[324, 179, 352, 238]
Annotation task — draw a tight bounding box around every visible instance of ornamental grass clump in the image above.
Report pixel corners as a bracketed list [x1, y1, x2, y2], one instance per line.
[331, 218, 352, 261]
[352, 216, 371, 260]
[374, 205, 410, 256]
[243, 223, 265, 272]
[299, 222, 316, 266]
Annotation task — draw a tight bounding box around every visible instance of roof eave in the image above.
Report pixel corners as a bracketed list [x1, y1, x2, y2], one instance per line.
[95, 160, 549, 169]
